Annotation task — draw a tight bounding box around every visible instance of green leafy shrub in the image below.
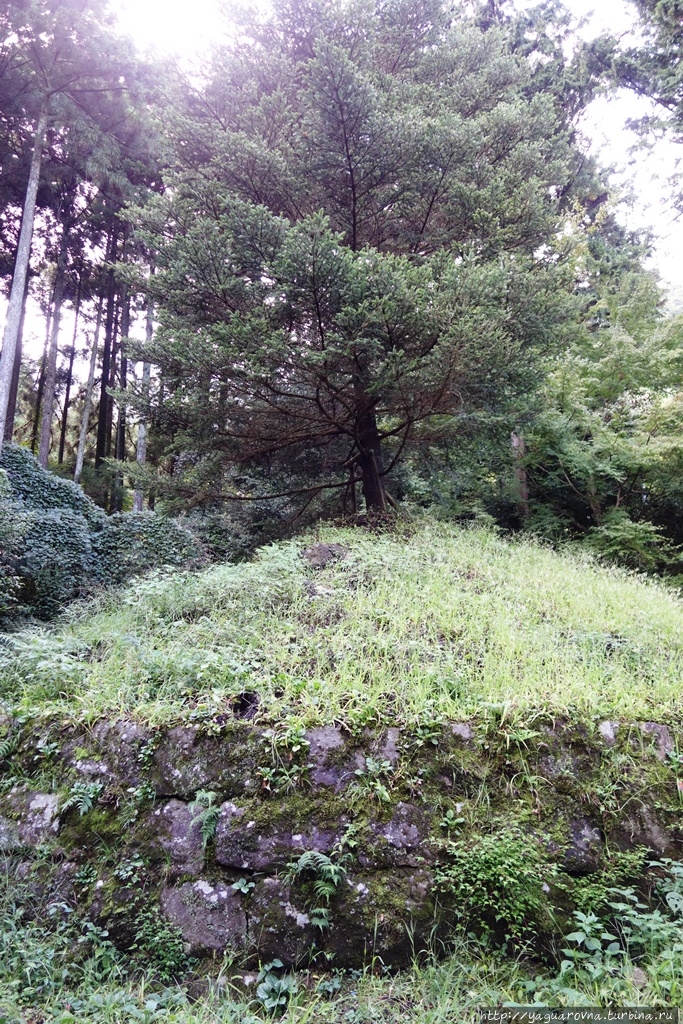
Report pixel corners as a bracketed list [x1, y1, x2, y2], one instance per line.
[0, 444, 105, 528]
[20, 510, 96, 616]
[435, 828, 549, 943]
[130, 904, 190, 982]
[0, 446, 203, 622]
[585, 509, 681, 573]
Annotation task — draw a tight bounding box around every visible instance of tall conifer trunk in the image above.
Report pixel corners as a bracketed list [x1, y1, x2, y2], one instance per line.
[357, 408, 386, 512]
[4, 270, 30, 442]
[133, 292, 153, 512]
[38, 226, 70, 468]
[354, 370, 387, 511]
[31, 291, 54, 454]
[96, 224, 118, 467]
[74, 293, 103, 485]
[105, 306, 119, 461]
[58, 271, 82, 464]
[113, 289, 129, 511]
[0, 107, 48, 453]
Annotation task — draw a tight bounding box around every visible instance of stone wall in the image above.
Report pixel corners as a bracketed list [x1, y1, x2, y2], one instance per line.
[1, 714, 681, 971]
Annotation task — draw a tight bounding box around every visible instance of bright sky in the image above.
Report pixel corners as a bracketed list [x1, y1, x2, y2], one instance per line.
[112, 0, 683, 305]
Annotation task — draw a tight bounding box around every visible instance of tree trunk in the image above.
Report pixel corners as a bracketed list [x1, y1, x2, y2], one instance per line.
[133, 292, 153, 512]
[31, 292, 54, 454]
[113, 289, 129, 511]
[4, 270, 30, 442]
[74, 294, 103, 485]
[115, 288, 129, 462]
[0, 107, 48, 453]
[38, 227, 70, 468]
[95, 225, 118, 467]
[105, 303, 119, 463]
[511, 430, 529, 516]
[58, 271, 82, 464]
[357, 408, 387, 512]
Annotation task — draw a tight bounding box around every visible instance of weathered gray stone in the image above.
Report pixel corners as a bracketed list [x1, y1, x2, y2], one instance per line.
[215, 800, 341, 871]
[640, 722, 673, 762]
[540, 752, 581, 795]
[450, 722, 473, 741]
[307, 725, 347, 787]
[613, 804, 677, 857]
[143, 799, 205, 877]
[379, 727, 401, 766]
[307, 725, 345, 757]
[563, 819, 603, 875]
[301, 543, 347, 568]
[0, 815, 20, 852]
[161, 880, 247, 956]
[381, 803, 424, 851]
[327, 869, 437, 968]
[6, 790, 60, 845]
[248, 876, 315, 965]
[361, 802, 431, 869]
[150, 727, 261, 799]
[72, 758, 110, 778]
[598, 721, 618, 746]
[152, 728, 204, 796]
[90, 720, 152, 787]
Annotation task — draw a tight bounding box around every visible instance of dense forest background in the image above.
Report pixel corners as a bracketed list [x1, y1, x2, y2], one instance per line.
[2, 0, 683, 620]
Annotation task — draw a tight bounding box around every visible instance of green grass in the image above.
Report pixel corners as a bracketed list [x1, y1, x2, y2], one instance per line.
[2, 517, 683, 726]
[1, 937, 680, 1023]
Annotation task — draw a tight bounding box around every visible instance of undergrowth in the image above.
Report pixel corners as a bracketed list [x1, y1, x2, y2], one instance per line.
[2, 884, 683, 1022]
[2, 518, 683, 726]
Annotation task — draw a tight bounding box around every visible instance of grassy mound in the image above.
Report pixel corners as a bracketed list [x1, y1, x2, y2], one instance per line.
[2, 518, 683, 726]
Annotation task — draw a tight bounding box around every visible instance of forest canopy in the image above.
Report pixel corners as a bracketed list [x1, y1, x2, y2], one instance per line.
[2, 0, 683, 610]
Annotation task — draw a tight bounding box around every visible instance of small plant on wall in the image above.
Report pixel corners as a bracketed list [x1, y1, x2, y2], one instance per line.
[434, 827, 550, 945]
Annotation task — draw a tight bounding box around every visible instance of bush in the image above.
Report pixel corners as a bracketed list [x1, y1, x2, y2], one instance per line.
[94, 513, 202, 585]
[435, 828, 549, 944]
[21, 509, 95, 617]
[0, 443, 105, 528]
[0, 446, 203, 622]
[585, 508, 683, 573]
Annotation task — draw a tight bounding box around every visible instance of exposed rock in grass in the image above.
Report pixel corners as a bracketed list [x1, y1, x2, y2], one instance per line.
[301, 542, 347, 568]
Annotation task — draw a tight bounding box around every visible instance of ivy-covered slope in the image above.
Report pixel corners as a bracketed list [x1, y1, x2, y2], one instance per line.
[0, 445, 202, 620]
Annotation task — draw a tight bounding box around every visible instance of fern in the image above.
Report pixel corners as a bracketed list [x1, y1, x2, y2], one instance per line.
[190, 790, 220, 849]
[61, 781, 103, 817]
[285, 850, 348, 931]
[309, 906, 330, 930]
[286, 851, 347, 897]
[0, 733, 19, 761]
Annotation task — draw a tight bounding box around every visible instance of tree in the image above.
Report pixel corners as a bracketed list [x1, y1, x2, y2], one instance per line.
[132, 0, 599, 512]
[0, 0, 149, 455]
[615, 1, 683, 204]
[0, 107, 47, 451]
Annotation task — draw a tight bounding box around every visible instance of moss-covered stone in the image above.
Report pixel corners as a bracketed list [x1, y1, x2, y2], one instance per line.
[2, 714, 682, 971]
